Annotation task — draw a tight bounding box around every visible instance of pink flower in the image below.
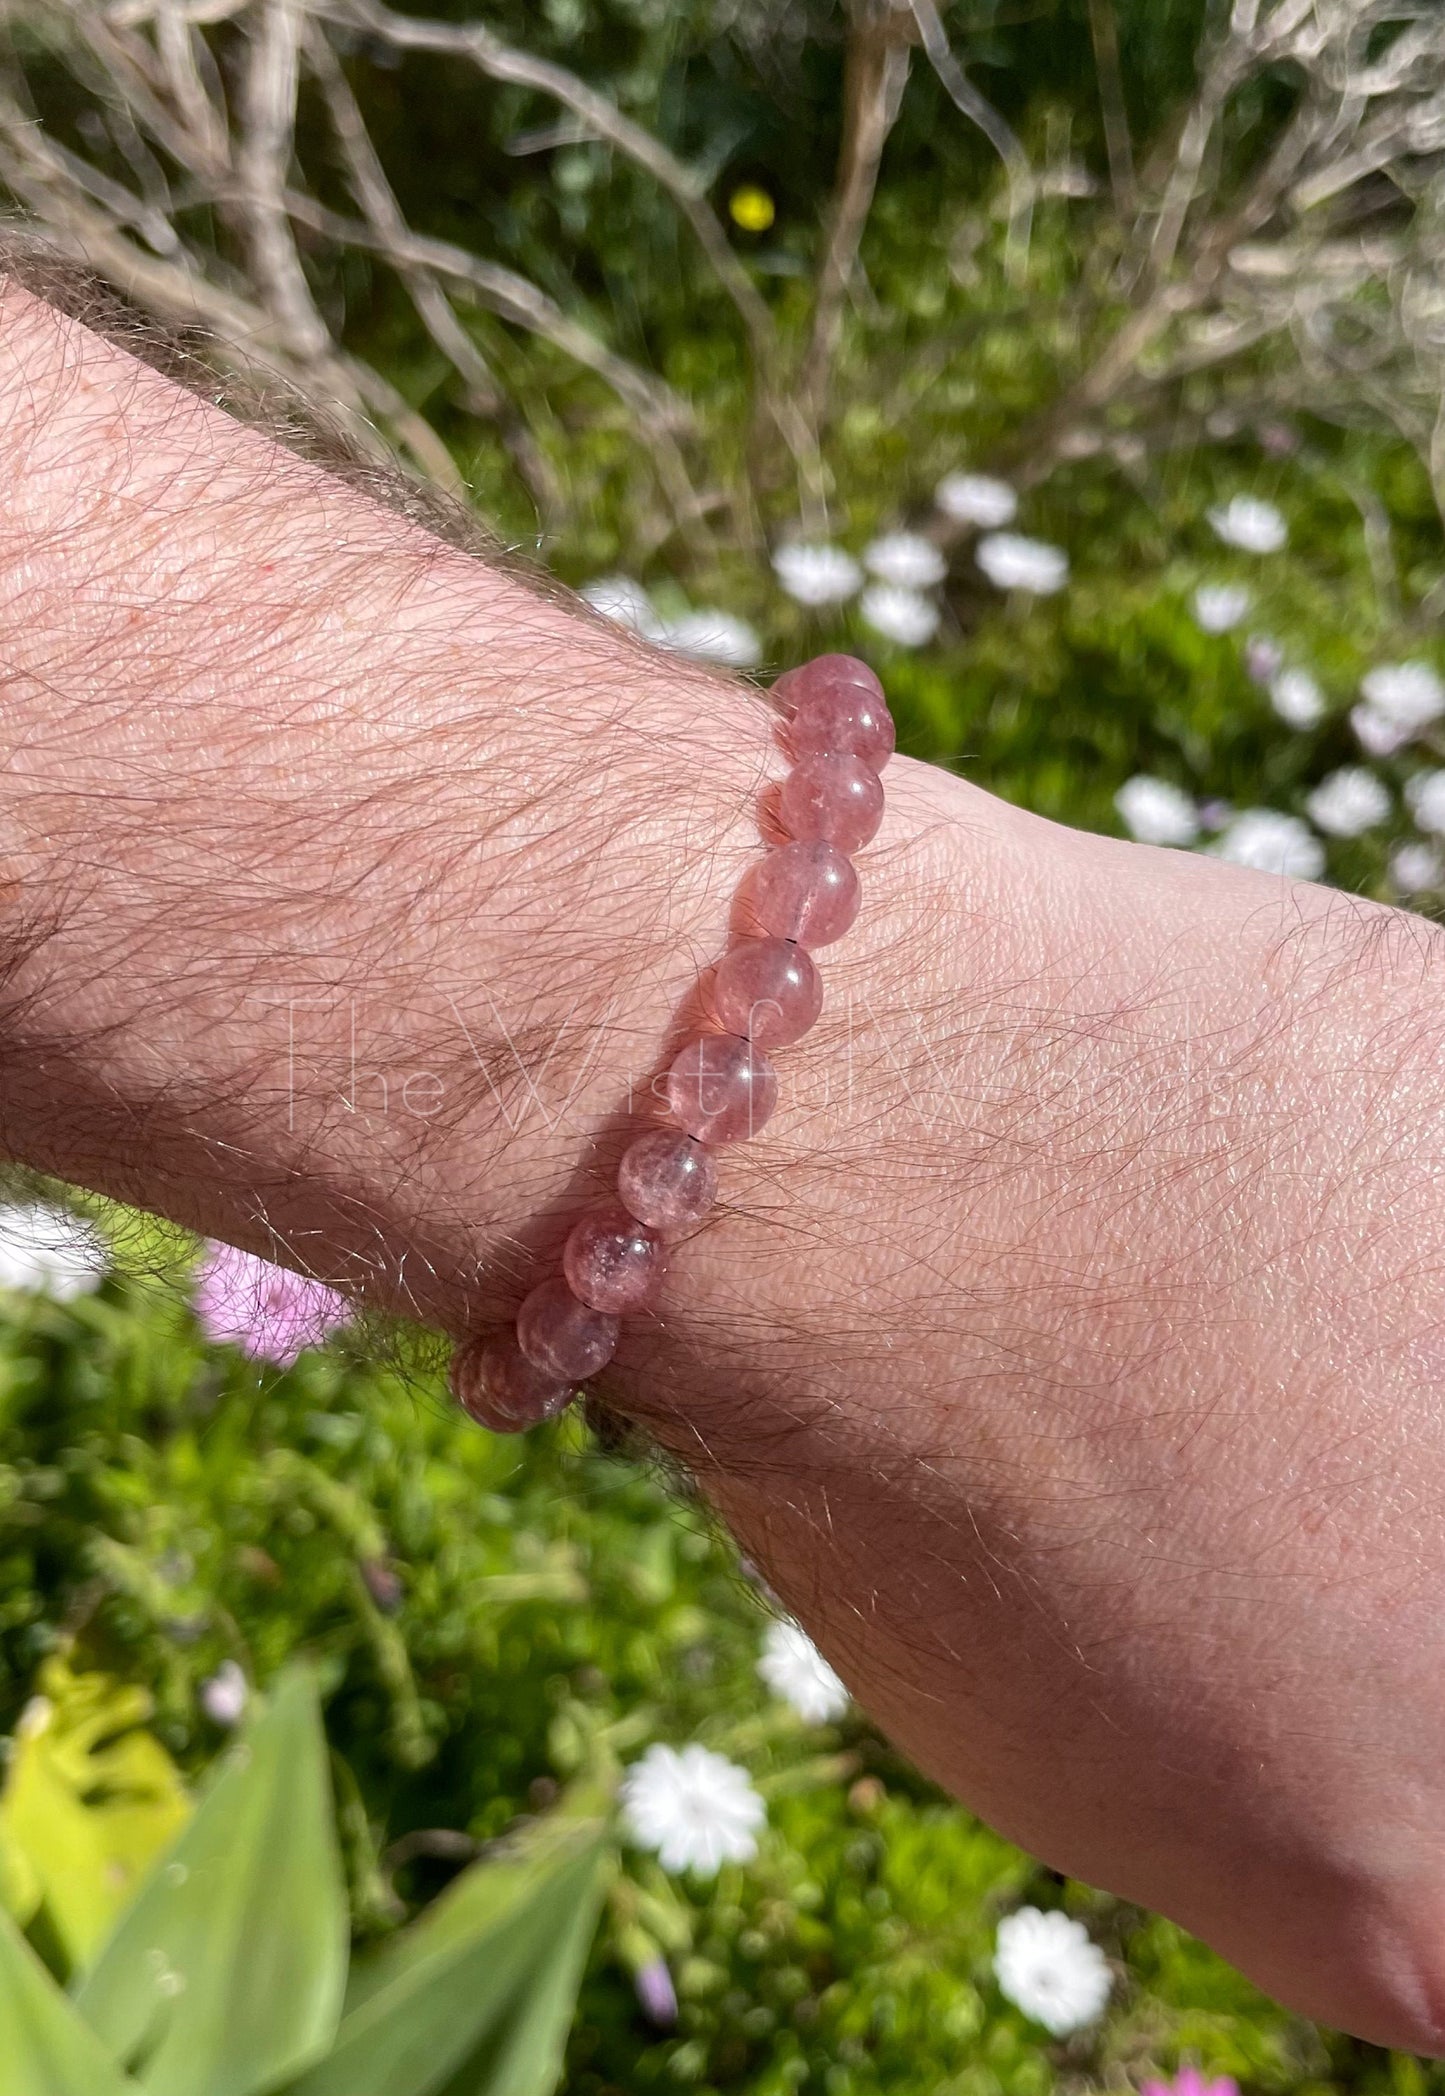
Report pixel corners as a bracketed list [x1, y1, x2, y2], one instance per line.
[1142, 2069, 1239, 2096]
[633, 1956, 678, 2029]
[194, 1240, 351, 1367]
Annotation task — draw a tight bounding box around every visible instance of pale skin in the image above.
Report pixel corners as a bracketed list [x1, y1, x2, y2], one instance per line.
[4, 275, 1445, 2051]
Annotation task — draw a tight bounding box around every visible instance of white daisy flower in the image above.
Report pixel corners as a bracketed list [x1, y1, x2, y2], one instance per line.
[1207, 495, 1287, 553]
[1191, 584, 1251, 634]
[1305, 767, 1390, 838]
[1391, 841, 1443, 895]
[1115, 776, 1199, 847]
[772, 541, 863, 607]
[1215, 808, 1325, 881]
[580, 574, 668, 642]
[935, 471, 1018, 528]
[1270, 667, 1326, 730]
[994, 1907, 1112, 2035]
[0, 1203, 107, 1300]
[862, 531, 946, 590]
[200, 1660, 249, 1728]
[620, 1743, 765, 1876]
[1357, 662, 1445, 748]
[661, 609, 762, 668]
[975, 533, 1069, 595]
[859, 583, 939, 647]
[1351, 705, 1413, 759]
[1406, 769, 1445, 834]
[758, 1620, 849, 1724]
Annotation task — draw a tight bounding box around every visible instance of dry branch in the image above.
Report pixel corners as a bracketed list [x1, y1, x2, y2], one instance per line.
[799, 0, 912, 442]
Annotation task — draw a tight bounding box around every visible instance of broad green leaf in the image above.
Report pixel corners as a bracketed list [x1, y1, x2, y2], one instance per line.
[284, 1803, 611, 2096]
[0, 1658, 191, 1970]
[0, 1900, 139, 2096]
[73, 1667, 347, 2096]
[434, 1844, 607, 2096]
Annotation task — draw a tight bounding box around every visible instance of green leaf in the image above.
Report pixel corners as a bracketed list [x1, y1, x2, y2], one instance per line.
[284, 1799, 611, 2096]
[0, 1901, 139, 2096]
[72, 1667, 347, 2096]
[0, 1658, 191, 1970]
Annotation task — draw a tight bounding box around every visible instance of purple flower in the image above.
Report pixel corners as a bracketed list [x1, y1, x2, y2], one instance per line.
[634, 1956, 678, 2029]
[194, 1241, 351, 1367]
[201, 1660, 249, 1727]
[1142, 2069, 1239, 2096]
[360, 1559, 404, 1614]
[1244, 634, 1284, 686]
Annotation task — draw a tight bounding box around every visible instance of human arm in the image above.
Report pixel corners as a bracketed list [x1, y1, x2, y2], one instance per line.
[3, 274, 1445, 2049]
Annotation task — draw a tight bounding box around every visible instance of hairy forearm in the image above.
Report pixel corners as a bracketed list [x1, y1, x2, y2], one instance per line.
[7, 275, 1445, 2049]
[0, 276, 783, 1325]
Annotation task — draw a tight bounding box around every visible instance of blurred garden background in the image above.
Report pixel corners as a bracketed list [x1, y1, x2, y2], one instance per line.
[0, 0, 1444, 2091]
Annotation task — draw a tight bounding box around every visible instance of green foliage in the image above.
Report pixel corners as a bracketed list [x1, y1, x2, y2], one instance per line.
[1, 2, 1445, 2090]
[74, 1667, 347, 2096]
[1, 1270, 1442, 2093]
[0, 1663, 609, 2096]
[291, 1780, 608, 2096]
[0, 1905, 136, 2096]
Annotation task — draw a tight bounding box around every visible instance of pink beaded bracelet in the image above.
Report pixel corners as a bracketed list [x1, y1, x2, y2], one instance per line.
[448, 651, 894, 1432]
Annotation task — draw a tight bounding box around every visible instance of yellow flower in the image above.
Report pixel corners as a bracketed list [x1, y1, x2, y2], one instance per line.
[729, 185, 776, 233]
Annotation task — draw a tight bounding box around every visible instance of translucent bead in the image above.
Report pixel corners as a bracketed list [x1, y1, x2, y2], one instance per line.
[780, 752, 885, 853]
[618, 1128, 718, 1232]
[711, 937, 823, 1049]
[451, 1331, 573, 1433]
[564, 1205, 667, 1314]
[666, 1034, 778, 1144]
[772, 652, 883, 709]
[776, 656, 895, 772]
[516, 1276, 619, 1381]
[747, 841, 860, 947]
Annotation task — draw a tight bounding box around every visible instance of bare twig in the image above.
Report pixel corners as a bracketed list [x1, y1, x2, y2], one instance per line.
[1087, 0, 1135, 215]
[0, 73, 463, 488]
[3, 0, 1442, 577]
[318, 0, 776, 370]
[312, 0, 819, 497]
[276, 190, 692, 438]
[235, 0, 330, 361]
[153, 0, 229, 168]
[301, 22, 558, 514]
[15, 0, 709, 527]
[909, 0, 1034, 278]
[972, 0, 1445, 509]
[799, 0, 912, 443]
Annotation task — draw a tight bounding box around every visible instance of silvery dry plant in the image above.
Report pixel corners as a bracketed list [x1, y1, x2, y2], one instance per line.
[0, 0, 1440, 566]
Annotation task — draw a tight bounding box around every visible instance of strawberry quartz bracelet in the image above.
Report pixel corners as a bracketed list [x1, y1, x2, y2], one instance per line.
[449, 652, 894, 1432]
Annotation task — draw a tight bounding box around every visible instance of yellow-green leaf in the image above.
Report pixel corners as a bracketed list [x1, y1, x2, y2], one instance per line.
[0, 1658, 190, 1968]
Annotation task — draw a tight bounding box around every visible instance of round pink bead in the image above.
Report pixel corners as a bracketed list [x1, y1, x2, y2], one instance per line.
[563, 1205, 667, 1315]
[618, 1129, 718, 1232]
[780, 753, 885, 853]
[666, 1034, 778, 1144]
[772, 653, 883, 709]
[711, 937, 823, 1049]
[516, 1277, 619, 1381]
[451, 1331, 573, 1433]
[790, 687, 895, 772]
[777, 657, 895, 772]
[747, 841, 860, 948]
